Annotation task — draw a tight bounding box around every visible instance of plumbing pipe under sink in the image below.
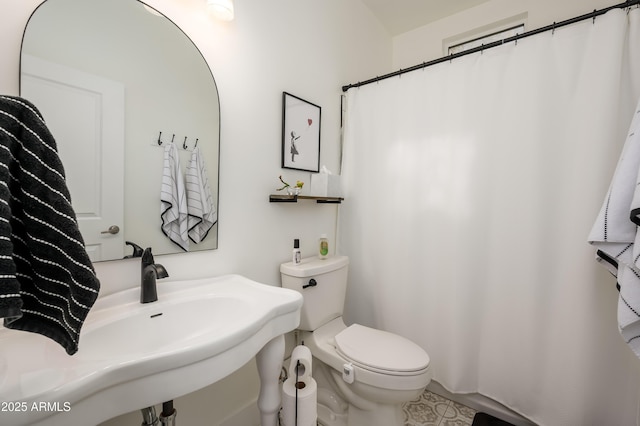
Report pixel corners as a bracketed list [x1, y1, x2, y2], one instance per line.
[141, 401, 176, 426]
[160, 401, 177, 426]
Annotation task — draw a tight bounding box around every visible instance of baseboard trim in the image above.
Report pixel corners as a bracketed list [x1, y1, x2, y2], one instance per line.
[216, 379, 536, 426]
[217, 398, 260, 426]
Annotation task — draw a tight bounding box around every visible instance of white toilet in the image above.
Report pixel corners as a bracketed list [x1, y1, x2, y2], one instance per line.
[280, 256, 432, 426]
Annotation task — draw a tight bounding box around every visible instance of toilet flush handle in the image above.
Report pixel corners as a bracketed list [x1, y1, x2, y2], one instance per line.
[302, 278, 317, 289]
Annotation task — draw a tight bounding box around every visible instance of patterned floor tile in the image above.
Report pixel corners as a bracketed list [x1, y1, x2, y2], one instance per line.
[403, 390, 476, 426]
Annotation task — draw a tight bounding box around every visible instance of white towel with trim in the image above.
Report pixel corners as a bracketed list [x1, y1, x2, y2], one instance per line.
[589, 97, 640, 357]
[160, 142, 189, 251]
[186, 146, 217, 243]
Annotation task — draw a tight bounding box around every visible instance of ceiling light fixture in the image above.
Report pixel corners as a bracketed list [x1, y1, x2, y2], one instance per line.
[207, 0, 234, 21]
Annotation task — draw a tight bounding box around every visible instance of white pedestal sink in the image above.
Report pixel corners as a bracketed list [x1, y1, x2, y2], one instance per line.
[0, 274, 302, 426]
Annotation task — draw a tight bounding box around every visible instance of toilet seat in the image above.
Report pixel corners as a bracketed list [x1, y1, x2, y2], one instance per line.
[302, 318, 432, 392]
[334, 324, 430, 376]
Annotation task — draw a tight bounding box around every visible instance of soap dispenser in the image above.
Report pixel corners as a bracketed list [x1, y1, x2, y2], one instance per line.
[319, 234, 329, 259]
[292, 239, 301, 265]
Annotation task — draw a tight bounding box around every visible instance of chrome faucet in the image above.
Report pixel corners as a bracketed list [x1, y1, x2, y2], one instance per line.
[141, 247, 169, 303]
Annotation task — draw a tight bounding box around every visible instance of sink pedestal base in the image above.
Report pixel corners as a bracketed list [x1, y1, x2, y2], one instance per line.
[256, 335, 285, 426]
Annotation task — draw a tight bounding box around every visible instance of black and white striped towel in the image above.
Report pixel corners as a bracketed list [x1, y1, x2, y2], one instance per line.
[589, 97, 640, 357]
[0, 95, 100, 356]
[186, 146, 216, 244]
[160, 142, 189, 251]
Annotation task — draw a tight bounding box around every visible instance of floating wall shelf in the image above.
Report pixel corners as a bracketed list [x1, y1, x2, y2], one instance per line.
[269, 194, 344, 204]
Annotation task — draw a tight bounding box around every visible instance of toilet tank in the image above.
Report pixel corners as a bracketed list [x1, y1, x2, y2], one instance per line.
[280, 256, 349, 331]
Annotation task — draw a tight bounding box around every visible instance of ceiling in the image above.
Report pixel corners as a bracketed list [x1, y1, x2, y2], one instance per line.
[360, 0, 491, 36]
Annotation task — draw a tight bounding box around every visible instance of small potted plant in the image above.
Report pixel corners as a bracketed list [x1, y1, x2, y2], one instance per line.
[277, 176, 304, 195]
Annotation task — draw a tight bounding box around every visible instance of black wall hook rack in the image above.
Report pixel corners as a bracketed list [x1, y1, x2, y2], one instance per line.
[183, 137, 199, 150]
[156, 132, 176, 146]
[155, 132, 199, 150]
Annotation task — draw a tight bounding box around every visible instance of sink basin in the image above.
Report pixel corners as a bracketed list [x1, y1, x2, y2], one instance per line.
[0, 274, 302, 426]
[80, 292, 250, 360]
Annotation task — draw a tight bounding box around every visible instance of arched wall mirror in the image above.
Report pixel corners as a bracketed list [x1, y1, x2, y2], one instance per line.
[20, 0, 220, 262]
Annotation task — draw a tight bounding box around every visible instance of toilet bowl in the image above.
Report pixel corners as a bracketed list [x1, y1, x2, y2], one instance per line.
[281, 256, 432, 426]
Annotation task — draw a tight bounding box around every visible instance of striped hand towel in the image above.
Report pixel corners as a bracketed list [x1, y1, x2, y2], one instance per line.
[186, 146, 217, 244]
[589, 97, 640, 357]
[0, 95, 100, 356]
[160, 142, 189, 251]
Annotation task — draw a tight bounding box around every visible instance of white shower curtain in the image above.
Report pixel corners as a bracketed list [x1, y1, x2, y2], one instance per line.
[340, 8, 640, 426]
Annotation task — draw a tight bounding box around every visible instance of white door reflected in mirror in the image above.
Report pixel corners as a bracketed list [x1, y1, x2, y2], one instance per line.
[21, 55, 125, 262]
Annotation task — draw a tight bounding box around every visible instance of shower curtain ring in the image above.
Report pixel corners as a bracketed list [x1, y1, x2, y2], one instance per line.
[183, 136, 188, 150]
[552, 22, 556, 35]
[593, 10, 597, 24]
[157, 131, 163, 146]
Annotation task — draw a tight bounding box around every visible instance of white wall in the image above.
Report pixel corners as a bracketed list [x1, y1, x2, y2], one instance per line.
[0, 0, 391, 424]
[392, 0, 626, 69]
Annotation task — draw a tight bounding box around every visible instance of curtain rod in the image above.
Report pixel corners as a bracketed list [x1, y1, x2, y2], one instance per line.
[342, 0, 640, 92]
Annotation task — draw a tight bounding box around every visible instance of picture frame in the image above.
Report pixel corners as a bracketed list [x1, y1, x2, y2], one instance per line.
[282, 92, 321, 172]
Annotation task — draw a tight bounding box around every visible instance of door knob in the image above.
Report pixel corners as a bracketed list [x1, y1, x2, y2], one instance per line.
[101, 225, 120, 235]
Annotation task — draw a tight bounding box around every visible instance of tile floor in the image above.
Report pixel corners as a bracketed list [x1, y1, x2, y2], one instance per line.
[403, 390, 476, 426]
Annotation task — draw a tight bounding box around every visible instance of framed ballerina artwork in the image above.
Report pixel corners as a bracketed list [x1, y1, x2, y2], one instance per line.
[281, 92, 321, 172]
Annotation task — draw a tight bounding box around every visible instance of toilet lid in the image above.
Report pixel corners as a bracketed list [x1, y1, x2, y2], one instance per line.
[334, 324, 429, 374]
